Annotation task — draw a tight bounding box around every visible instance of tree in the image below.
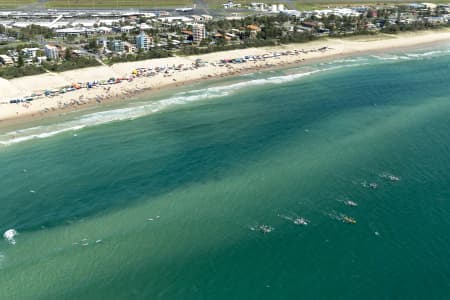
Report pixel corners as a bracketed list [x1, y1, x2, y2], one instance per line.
[65, 48, 72, 60]
[86, 38, 99, 52]
[17, 53, 24, 67]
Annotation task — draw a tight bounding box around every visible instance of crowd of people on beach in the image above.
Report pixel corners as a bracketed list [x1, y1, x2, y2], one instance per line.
[1, 46, 333, 114]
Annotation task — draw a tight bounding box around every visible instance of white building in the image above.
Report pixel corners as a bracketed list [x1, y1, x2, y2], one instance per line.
[120, 25, 135, 33]
[192, 14, 213, 22]
[201, 14, 213, 21]
[250, 2, 267, 11]
[223, 1, 241, 9]
[21, 47, 39, 58]
[44, 44, 59, 60]
[192, 23, 206, 43]
[0, 54, 13, 65]
[55, 27, 97, 37]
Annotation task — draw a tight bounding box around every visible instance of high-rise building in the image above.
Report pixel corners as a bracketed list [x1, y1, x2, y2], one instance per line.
[192, 23, 206, 43]
[136, 31, 151, 51]
[110, 40, 124, 53]
[44, 45, 59, 60]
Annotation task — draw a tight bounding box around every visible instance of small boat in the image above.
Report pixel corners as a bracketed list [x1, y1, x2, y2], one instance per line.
[293, 218, 309, 225]
[369, 183, 378, 189]
[342, 216, 357, 224]
[362, 181, 378, 189]
[388, 175, 400, 181]
[344, 200, 358, 207]
[380, 172, 401, 182]
[259, 225, 274, 234]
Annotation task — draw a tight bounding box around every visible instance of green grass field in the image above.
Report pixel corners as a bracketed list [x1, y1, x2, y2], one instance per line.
[1, 0, 448, 10]
[44, 0, 192, 8]
[197, 0, 434, 11]
[0, 0, 37, 8]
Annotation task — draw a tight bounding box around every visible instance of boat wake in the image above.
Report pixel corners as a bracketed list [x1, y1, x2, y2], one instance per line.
[278, 213, 310, 225]
[379, 172, 401, 182]
[249, 224, 275, 234]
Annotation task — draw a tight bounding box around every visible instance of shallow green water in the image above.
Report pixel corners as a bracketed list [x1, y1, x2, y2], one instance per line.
[1, 46, 450, 299]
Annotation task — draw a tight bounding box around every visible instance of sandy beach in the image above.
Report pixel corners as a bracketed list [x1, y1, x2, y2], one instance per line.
[1, 29, 450, 123]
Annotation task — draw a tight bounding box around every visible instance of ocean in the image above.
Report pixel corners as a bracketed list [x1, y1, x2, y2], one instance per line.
[1, 44, 450, 299]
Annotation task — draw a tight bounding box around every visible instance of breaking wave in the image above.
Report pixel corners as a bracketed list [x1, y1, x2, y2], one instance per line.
[1, 46, 449, 147]
[371, 48, 450, 61]
[0, 66, 348, 147]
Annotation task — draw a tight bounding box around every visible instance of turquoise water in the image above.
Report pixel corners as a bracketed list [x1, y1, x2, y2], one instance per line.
[1, 46, 450, 299]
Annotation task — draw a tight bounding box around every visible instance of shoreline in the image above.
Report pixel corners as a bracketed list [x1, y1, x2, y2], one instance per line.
[1, 29, 450, 127]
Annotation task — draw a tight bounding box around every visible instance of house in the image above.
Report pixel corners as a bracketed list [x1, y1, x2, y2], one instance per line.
[246, 24, 261, 38]
[36, 56, 48, 64]
[120, 25, 135, 33]
[96, 26, 112, 34]
[139, 23, 152, 30]
[201, 15, 213, 21]
[223, 1, 241, 9]
[0, 54, 13, 66]
[181, 29, 193, 36]
[123, 42, 136, 53]
[191, 15, 202, 22]
[246, 24, 261, 32]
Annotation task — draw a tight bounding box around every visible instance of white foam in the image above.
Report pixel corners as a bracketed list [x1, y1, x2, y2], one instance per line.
[0, 125, 86, 146]
[372, 48, 450, 62]
[406, 49, 450, 58]
[0, 61, 382, 147]
[371, 55, 411, 61]
[3, 229, 18, 245]
[323, 57, 369, 64]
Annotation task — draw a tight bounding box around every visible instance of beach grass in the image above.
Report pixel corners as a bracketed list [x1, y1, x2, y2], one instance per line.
[45, 0, 193, 8]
